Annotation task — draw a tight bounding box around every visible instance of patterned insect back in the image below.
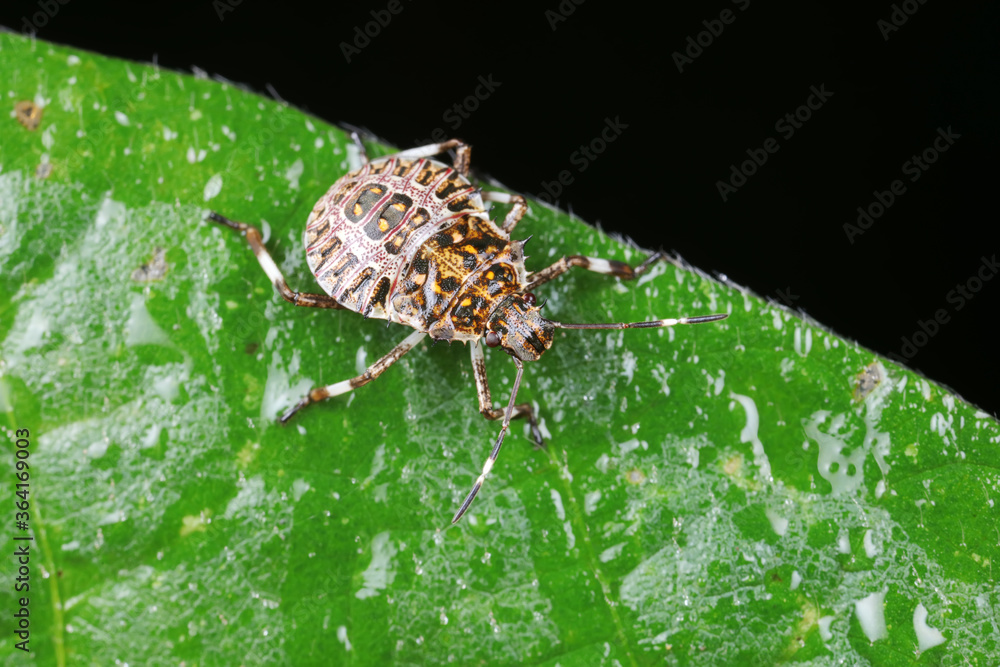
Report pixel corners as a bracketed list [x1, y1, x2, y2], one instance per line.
[304, 156, 525, 341]
[209, 136, 728, 524]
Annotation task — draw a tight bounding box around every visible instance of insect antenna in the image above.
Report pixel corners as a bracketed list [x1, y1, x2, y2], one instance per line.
[452, 357, 526, 524]
[551, 313, 728, 330]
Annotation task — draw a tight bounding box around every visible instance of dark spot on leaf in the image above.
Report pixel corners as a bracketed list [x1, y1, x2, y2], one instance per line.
[131, 247, 168, 282]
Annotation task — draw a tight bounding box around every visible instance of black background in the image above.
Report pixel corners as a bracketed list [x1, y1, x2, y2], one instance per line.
[4, 0, 998, 414]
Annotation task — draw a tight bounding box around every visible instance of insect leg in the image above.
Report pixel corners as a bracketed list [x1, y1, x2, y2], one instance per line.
[391, 139, 471, 177]
[453, 355, 528, 524]
[470, 340, 544, 446]
[279, 330, 427, 424]
[350, 131, 370, 165]
[208, 212, 345, 309]
[481, 191, 528, 233]
[208, 213, 345, 309]
[525, 252, 665, 291]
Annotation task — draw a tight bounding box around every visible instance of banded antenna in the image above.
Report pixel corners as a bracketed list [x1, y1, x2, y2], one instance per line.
[551, 313, 729, 330]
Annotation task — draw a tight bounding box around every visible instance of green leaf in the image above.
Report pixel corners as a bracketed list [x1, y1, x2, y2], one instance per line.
[2, 34, 998, 666]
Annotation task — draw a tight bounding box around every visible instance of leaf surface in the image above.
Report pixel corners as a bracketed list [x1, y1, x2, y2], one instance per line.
[2, 34, 998, 666]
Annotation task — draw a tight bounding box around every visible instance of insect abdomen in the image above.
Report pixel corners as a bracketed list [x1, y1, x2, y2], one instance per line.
[304, 157, 493, 323]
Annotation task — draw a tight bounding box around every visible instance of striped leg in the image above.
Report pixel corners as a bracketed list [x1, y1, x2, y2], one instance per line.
[280, 330, 426, 424]
[481, 191, 528, 233]
[453, 355, 528, 524]
[525, 251, 664, 291]
[470, 340, 543, 446]
[391, 138, 471, 176]
[208, 212, 345, 310]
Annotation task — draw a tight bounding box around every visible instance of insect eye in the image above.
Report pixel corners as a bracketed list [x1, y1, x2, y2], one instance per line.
[485, 331, 502, 348]
[522, 292, 537, 307]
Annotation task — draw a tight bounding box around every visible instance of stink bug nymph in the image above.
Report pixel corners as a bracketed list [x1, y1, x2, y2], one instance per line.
[208, 137, 727, 523]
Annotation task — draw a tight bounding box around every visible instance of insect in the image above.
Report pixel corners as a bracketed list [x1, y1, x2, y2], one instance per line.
[208, 136, 727, 523]
[14, 100, 44, 131]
